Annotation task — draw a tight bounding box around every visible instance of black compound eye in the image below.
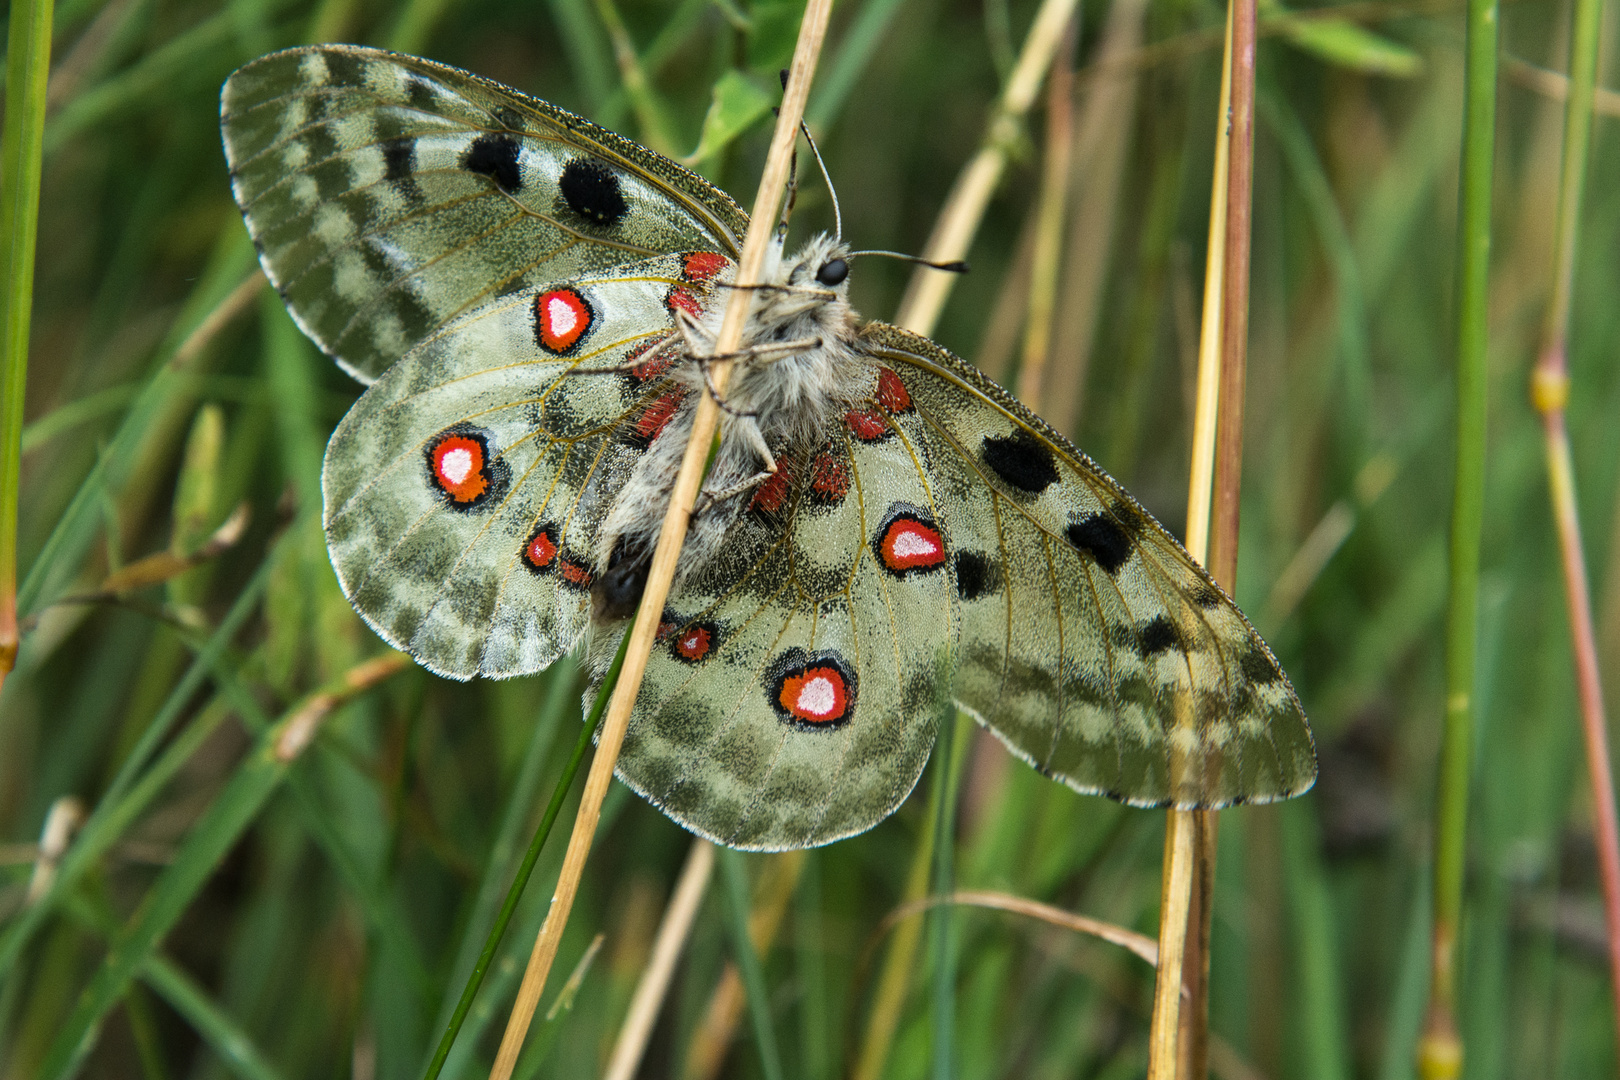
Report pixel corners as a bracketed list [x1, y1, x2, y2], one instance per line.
[815, 258, 848, 286]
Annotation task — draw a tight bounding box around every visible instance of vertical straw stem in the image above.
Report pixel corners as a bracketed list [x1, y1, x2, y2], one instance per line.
[893, 0, 1083, 336]
[483, 6, 835, 1077]
[0, 0, 55, 691]
[1149, 0, 1247, 1073]
[1530, 0, 1619, 1043]
[1420, 0, 1498, 1067]
[603, 840, 716, 1080]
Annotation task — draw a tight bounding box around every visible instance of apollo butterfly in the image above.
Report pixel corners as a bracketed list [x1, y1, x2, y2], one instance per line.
[222, 45, 1316, 850]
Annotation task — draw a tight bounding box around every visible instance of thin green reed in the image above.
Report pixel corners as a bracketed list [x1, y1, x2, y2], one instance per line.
[0, 0, 54, 684]
[1421, 0, 1498, 1069]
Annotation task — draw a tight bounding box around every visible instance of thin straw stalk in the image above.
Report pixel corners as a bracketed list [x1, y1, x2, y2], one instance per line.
[1148, 0, 1246, 1074]
[603, 839, 716, 1080]
[1420, 0, 1499, 1067]
[1529, 0, 1619, 1042]
[0, 0, 55, 690]
[484, 6, 835, 1076]
[893, 0, 1083, 336]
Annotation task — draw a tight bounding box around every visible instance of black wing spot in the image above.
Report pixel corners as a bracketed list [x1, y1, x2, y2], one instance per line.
[1066, 513, 1132, 575]
[1139, 615, 1178, 657]
[405, 76, 437, 110]
[462, 133, 523, 193]
[1191, 584, 1224, 609]
[560, 158, 630, 228]
[954, 551, 999, 601]
[981, 429, 1059, 494]
[381, 137, 416, 181]
[1240, 643, 1282, 685]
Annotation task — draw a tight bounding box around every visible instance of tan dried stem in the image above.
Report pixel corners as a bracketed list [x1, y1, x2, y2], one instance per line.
[1149, 2, 1241, 1077]
[1015, 13, 1078, 412]
[484, 6, 835, 1077]
[603, 840, 715, 1080]
[1529, 0, 1620, 1038]
[872, 889, 1160, 968]
[893, 0, 1083, 337]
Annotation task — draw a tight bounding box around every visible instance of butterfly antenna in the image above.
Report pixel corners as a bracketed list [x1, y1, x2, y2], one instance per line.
[848, 250, 970, 274]
[797, 121, 842, 240]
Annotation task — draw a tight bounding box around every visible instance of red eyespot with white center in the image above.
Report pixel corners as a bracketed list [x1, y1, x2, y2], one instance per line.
[765, 649, 857, 729]
[428, 432, 492, 505]
[873, 507, 947, 577]
[668, 621, 721, 664]
[875, 368, 913, 413]
[523, 525, 559, 573]
[535, 287, 593, 353]
[683, 251, 729, 281]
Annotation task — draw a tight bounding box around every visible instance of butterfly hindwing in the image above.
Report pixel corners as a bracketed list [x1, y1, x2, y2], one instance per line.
[322, 253, 709, 679]
[222, 45, 746, 382]
[858, 323, 1316, 809]
[603, 368, 957, 850]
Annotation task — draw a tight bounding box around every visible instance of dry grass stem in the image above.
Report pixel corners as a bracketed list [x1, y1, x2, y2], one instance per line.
[1015, 14, 1078, 413]
[878, 889, 1160, 967]
[484, 6, 835, 1076]
[604, 840, 715, 1080]
[1148, 810, 1198, 1078]
[1042, 0, 1149, 435]
[893, 0, 1083, 336]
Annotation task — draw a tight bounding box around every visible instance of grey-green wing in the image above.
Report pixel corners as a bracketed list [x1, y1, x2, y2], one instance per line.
[222, 45, 746, 382]
[859, 322, 1316, 809]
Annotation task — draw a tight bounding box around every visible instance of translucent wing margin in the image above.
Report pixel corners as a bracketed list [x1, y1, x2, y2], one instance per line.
[858, 323, 1317, 809]
[222, 45, 746, 382]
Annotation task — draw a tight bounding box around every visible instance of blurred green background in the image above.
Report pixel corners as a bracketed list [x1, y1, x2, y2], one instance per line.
[2, 0, 1618, 1077]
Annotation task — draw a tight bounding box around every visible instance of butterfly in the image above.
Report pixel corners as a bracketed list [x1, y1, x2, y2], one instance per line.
[222, 45, 1315, 851]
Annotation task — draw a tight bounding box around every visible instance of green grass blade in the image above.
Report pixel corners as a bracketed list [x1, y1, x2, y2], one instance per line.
[720, 847, 785, 1080]
[0, 557, 272, 979]
[423, 625, 632, 1080]
[1424, 0, 1499, 1059]
[0, 0, 54, 679]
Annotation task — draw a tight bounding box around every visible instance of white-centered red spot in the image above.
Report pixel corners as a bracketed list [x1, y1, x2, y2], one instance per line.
[430, 434, 490, 503]
[877, 513, 946, 575]
[536, 288, 591, 352]
[779, 667, 848, 724]
[524, 526, 558, 571]
[767, 650, 856, 728]
[674, 624, 714, 662]
[683, 251, 729, 281]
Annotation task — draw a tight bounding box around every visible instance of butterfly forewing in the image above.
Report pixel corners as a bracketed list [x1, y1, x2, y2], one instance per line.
[323, 254, 706, 678]
[222, 46, 746, 382]
[859, 323, 1316, 809]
